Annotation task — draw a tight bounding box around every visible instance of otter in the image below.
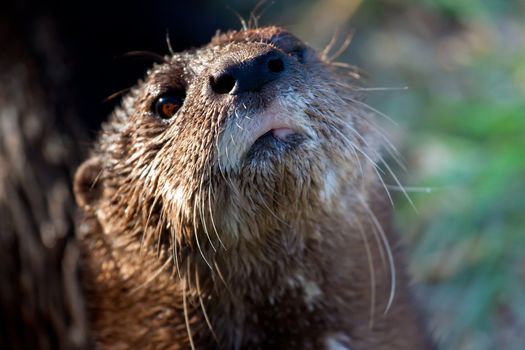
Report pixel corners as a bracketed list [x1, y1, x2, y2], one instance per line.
[74, 26, 432, 349]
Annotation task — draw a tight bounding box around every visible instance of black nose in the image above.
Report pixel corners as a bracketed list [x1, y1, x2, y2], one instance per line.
[210, 50, 287, 95]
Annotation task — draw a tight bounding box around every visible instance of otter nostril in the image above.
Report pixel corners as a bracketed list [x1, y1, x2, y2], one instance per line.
[267, 58, 284, 73]
[210, 74, 236, 94]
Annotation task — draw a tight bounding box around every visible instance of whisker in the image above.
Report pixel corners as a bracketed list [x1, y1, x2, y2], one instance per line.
[353, 86, 409, 92]
[330, 61, 364, 80]
[191, 192, 213, 269]
[207, 182, 226, 250]
[355, 217, 376, 329]
[119, 51, 166, 63]
[358, 195, 396, 315]
[234, 121, 245, 130]
[321, 28, 340, 61]
[256, 191, 291, 229]
[195, 268, 218, 342]
[377, 157, 417, 212]
[343, 127, 401, 208]
[198, 169, 217, 252]
[325, 124, 394, 208]
[385, 185, 434, 193]
[215, 128, 237, 192]
[346, 97, 399, 126]
[329, 125, 364, 177]
[165, 30, 175, 56]
[214, 260, 234, 297]
[182, 283, 196, 350]
[140, 193, 161, 253]
[227, 7, 248, 31]
[129, 256, 171, 295]
[172, 228, 182, 280]
[327, 30, 355, 62]
[344, 110, 407, 172]
[248, 0, 271, 29]
[104, 87, 132, 102]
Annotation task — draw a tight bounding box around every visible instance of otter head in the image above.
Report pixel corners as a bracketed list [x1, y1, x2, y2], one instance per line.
[74, 26, 379, 272]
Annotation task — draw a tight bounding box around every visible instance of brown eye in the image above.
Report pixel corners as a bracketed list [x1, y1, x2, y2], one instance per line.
[154, 95, 183, 119]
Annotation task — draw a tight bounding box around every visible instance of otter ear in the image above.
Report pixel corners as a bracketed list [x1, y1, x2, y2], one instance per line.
[74, 156, 103, 209]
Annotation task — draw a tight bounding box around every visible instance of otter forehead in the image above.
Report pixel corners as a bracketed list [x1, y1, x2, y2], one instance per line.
[154, 27, 308, 78]
[209, 26, 305, 52]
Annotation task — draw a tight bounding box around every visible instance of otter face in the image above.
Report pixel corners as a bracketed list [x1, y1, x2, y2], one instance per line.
[74, 26, 377, 251]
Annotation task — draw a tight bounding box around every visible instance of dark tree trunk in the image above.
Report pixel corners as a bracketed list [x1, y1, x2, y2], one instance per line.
[0, 6, 89, 349]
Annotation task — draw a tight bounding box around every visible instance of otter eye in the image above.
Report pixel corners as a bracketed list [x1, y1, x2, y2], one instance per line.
[154, 95, 183, 119]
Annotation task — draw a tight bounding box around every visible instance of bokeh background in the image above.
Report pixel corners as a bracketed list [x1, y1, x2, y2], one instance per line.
[2, 0, 524, 349]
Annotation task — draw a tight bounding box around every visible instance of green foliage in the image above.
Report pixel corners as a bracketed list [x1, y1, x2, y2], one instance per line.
[371, 1, 525, 348]
[400, 97, 525, 348]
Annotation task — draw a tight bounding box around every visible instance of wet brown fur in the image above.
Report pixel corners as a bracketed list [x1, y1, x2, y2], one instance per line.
[74, 26, 432, 349]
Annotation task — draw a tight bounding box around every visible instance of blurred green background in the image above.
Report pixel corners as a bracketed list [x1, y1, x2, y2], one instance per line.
[228, 0, 525, 348]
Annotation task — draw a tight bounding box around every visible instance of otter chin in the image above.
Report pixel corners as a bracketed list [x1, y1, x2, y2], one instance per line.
[74, 26, 433, 349]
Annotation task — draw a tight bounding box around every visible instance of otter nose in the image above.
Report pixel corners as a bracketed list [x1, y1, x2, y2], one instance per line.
[210, 50, 287, 95]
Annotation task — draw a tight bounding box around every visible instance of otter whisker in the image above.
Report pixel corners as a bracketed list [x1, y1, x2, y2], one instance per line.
[213, 107, 236, 190]
[321, 29, 340, 61]
[340, 101, 407, 171]
[234, 121, 244, 130]
[182, 283, 196, 350]
[330, 61, 366, 79]
[303, 109, 364, 176]
[355, 216, 377, 329]
[376, 156, 417, 212]
[209, 108, 239, 249]
[104, 87, 133, 102]
[328, 133, 398, 290]
[343, 127, 399, 208]
[248, 0, 270, 29]
[140, 188, 161, 253]
[256, 191, 291, 229]
[350, 121, 414, 210]
[129, 256, 172, 295]
[354, 86, 409, 92]
[213, 260, 234, 297]
[153, 203, 169, 256]
[119, 50, 167, 63]
[195, 268, 218, 342]
[327, 30, 355, 63]
[385, 185, 434, 193]
[207, 181, 226, 250]
[220, 142, 237, 190]
[342, 117, 401, 170]
[324, 123, 394, 208]
[327, 123, 364, 178]
[171, 225, 182, 280]
[358, 195, 396, 315]
[191, 190, 213, 270]
[360, 148, 394, 207]
[198, 168, 217, 252]
[330, 61, 360, 71]
[166, 30, 175, 56]
[227, 8, 248, 31]
[346, 96, 399, 126]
